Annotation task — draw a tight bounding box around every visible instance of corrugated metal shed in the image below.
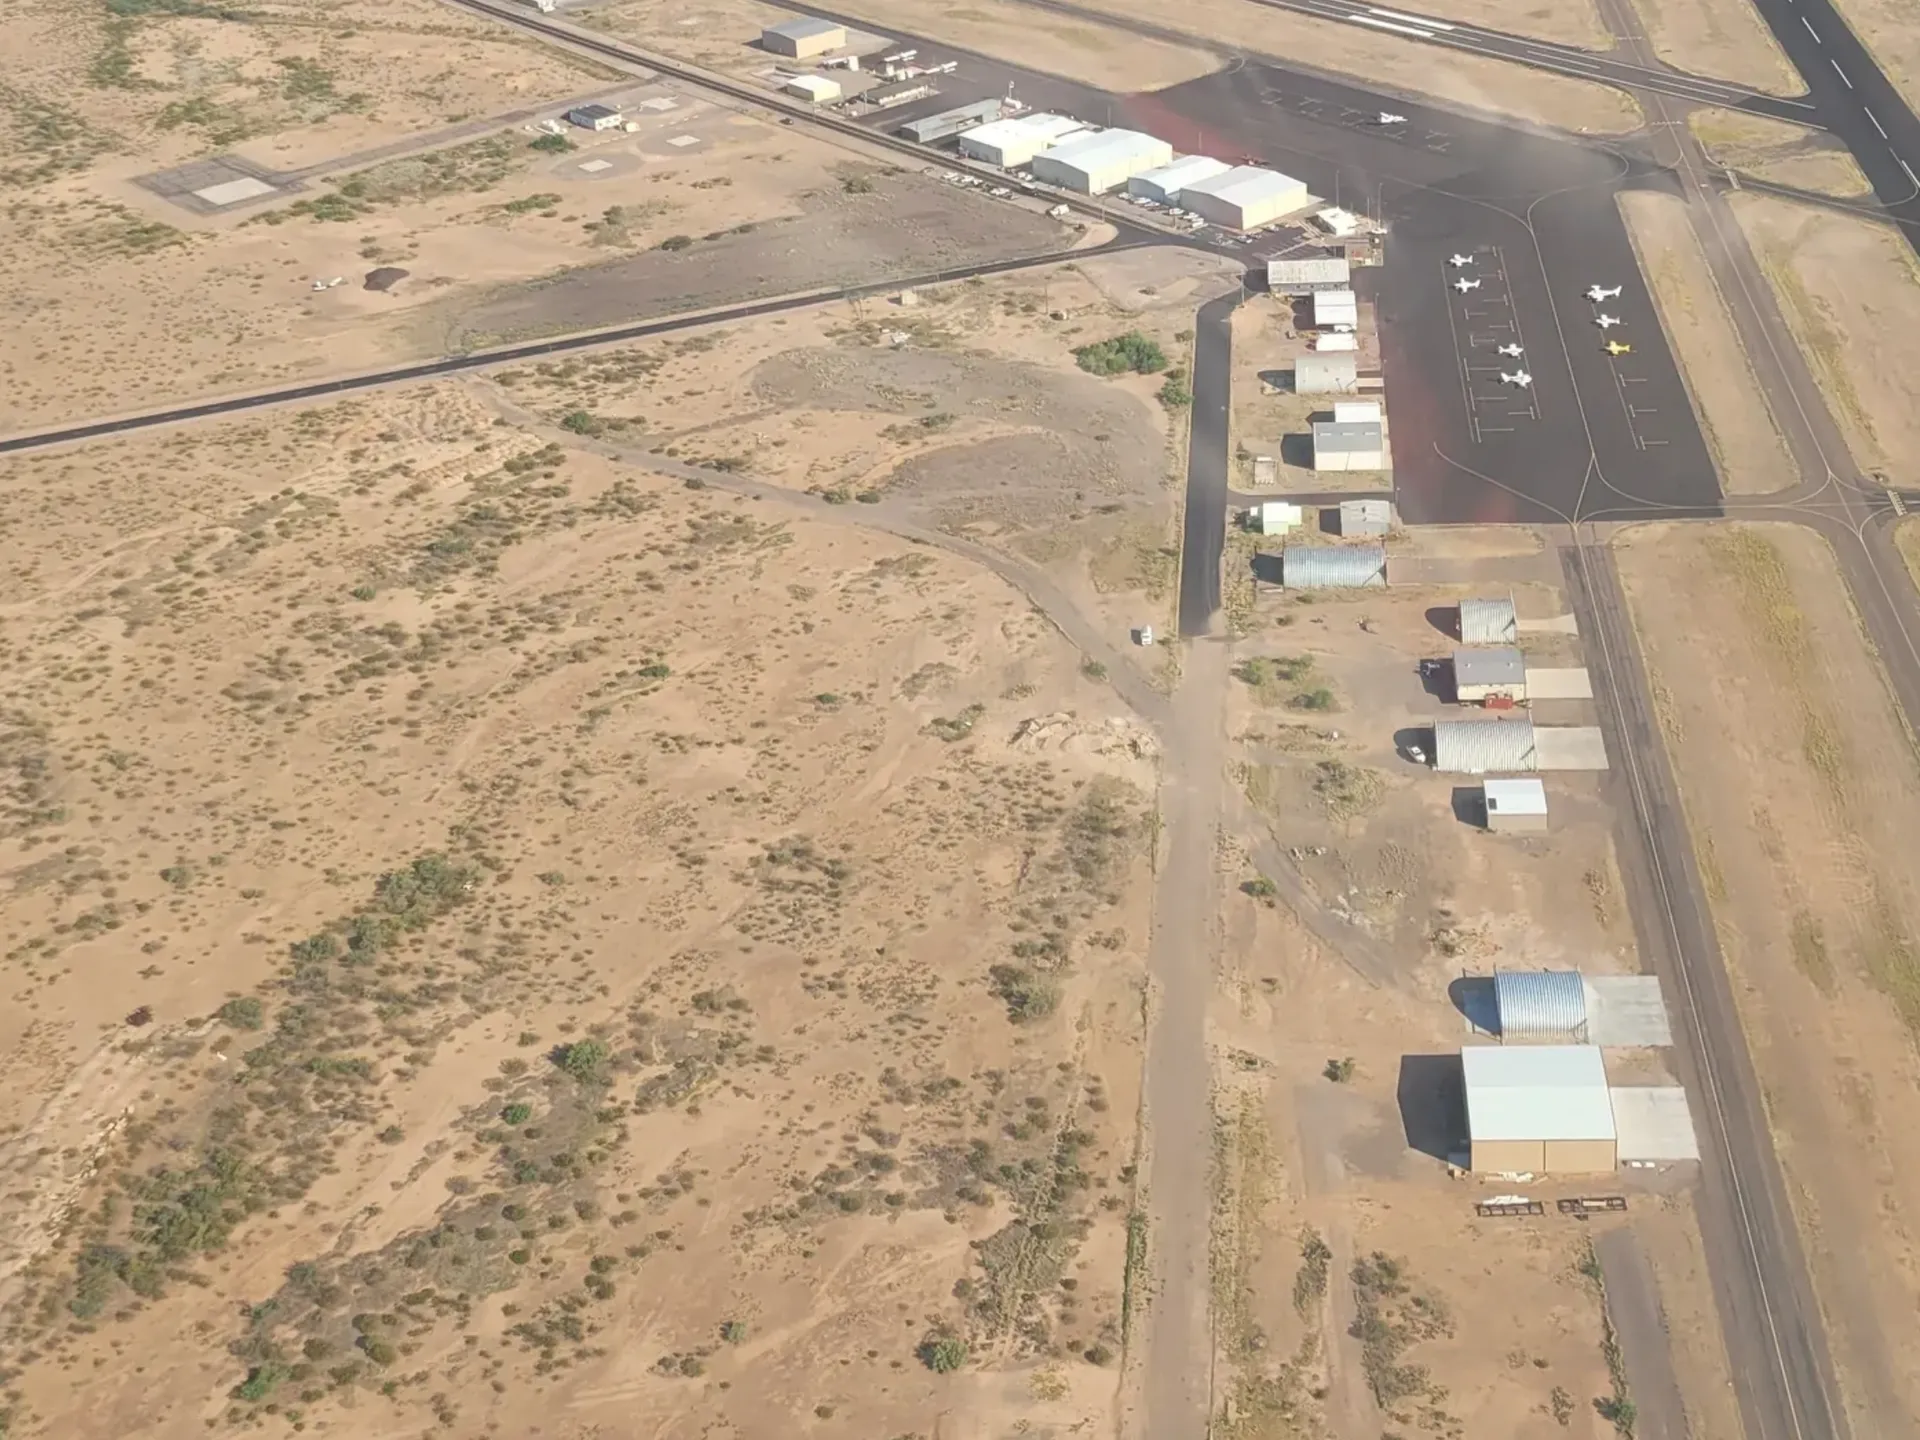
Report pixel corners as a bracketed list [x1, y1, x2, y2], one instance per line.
[1280, 544, 1386, 588]
[1463, 1044, 1615, 1140]
[1312, 288, 1358, 329]
[1294, 353, 1357, 392]
[1454, 646, 1525, 689]
[1338, 498, 1391, 536]
[1495, 970, 1588, 1041]
[958, 112, 1085, 167]
[1459, 596, 1518, 644]
[1267, 256, 1351, 292]
[1434, 716, 1537, 773]
[898, 98, 1003, 141]
[1129, 154, 1231, 204]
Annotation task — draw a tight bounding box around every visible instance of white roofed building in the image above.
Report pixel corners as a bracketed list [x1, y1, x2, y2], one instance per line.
[1031, 128, 1173, 193]
[1178, 165, 1309, 229]
[1463, 1045, 1617, 1174]
[1313, 288, 1358, 330]
[958, 113, 1086, 167]
[1128, 154, 1231, 204]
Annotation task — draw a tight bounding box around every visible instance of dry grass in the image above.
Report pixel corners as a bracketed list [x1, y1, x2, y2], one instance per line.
[1618, 520, 1920, 1429]
[1689, 109, 1870, 198]
[1617, 190, 1795, 495]
[1629, 0, 1799, 93]
[1732, 192, 1920, 475]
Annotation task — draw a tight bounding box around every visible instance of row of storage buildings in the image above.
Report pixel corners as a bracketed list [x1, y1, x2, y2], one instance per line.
[933, 110, 1309, 227]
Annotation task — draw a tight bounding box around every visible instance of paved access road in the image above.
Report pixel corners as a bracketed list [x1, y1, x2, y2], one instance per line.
[1178, 288, 1243, 635]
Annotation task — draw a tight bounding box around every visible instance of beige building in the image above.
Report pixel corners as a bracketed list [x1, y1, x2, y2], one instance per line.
[762, 17, 846, 57]
[1463, 1044, 1617, 1173]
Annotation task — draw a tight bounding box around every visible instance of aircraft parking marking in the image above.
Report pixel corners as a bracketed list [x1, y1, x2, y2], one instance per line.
[1444, 244, 1540, 437]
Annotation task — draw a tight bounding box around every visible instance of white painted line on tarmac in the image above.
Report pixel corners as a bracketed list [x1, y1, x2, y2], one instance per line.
[1832, 59, 1853, 87]
[1901, 157, 1918, 186]
[1801, 16, 1820, 40]
[1350, 15, 1433, 36]
[1866, 108, 1888, 137]
[1368, 5, 1453, 28]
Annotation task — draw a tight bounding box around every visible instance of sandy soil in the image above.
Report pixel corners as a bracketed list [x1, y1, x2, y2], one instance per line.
[1627, 0, 1798, 92]
[1828, 0, 1920, 119]
[1192, 541, 1743, 1436]
[590, 0, 1221, 93]
[0, 262, 1205, 1435]
[1038, 0, 1643, 131]
[1618, 520, 1920, 1432]
[0, 85, 1070, 432]
[1616, 190, 1796, 495]
[1689, 108, 1871, 198]
[1229, 295, 1390, 495]
[0, 0, 613, 183]
[1731, 191, 1920, 476]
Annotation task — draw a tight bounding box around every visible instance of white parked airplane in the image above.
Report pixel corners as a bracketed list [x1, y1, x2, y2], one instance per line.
[1594, 313, 1622, 328]
[1453, 277, 1481, 292]
[1447, 253, 1473, 267]
[1376, 111, 1407, 124]
[1500, 370, 1533, 388]
[1586, 284, 1623, 302]
[1496, 343, 1524, 357]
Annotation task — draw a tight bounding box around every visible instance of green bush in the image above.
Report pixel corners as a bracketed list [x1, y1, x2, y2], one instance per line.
[657, 234, 694, 251]
[552, 1039, 610, 1083]
[1158, 369, 1193, 407]
[560, 410, 605, 436]
[918, 1334, 968, 1372]
[988, 964, 1059, 1024]
[1073, 331, 1168, 377]
[216, 996, 265, 1030]
[502, 1102, 533, 1125]
[529, 132, 574, 153]
[359, 1337, 397, 1366]
[720, 1320, 748, 1344]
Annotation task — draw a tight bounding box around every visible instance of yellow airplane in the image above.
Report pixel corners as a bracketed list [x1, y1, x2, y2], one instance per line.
[1603, 340, 1632, 356]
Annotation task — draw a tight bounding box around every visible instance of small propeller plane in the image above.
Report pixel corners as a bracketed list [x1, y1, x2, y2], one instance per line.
[1586, 284, 1623, 303]
[1594, 313, 1622, 328]
[1603, 340, 1632, 356]
[1375, 111, 1408, 124]
[1453, 277, 1481, 293]
[1448, 253, 1473, 267]
[1496, 343, 1524, 357]
[1500, 370, 1533, 388]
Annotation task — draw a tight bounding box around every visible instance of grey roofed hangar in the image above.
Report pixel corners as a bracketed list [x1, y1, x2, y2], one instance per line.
[1280, 544, 1386, 588]
[1434, 716, 1537, 772]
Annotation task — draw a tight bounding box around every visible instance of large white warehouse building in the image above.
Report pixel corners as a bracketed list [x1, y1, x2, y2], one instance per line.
[1128, 154, 1231, 204]
[1179, 166, 1309, 230]
[1033, 129, 1174, 193]
[958, 113, 1085, 168]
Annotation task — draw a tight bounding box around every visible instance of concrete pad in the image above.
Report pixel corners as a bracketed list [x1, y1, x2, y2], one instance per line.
[1535, 725, 1609, 770]
[1526, 666, 1593, 700]
[636, 97, 679, 111]
[1610, 1087, 1699, 1161]
[1518, 613, 1580, 634]
[192, 176, 277, 206]
[1585, 975, 1672, 1047]
[578, 158, 613, 173]
[666, 134, 702, 148]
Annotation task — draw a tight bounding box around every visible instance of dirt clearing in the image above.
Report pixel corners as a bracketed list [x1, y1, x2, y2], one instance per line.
[1617, 189, 1795, 494]
[1618, 520, 1920, 1432]
[1690, 108, 1870, 198]
[1627, 0, 1798, 92]
[1732, 191, 1920, 476]
[1229, 293, 1390, 495]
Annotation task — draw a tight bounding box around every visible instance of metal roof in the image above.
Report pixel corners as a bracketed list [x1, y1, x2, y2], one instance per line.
[1311, 420, 1382, 453]
[765, 16, 843, 38]
[1268, 256, 1351, 289]
[1033, 129, 1172, 185]
[568, 103, 619, 122]
[1180, 164, 1306, 206]
[1462, 1044, 1615, 1142]
[959, 112, 1083, 150]
[1494, 969, 1587, 1039]
[1454, 646, 1526, 687]
[1340, 498, 1390, 522]
[1459, 596, 1518, 644]
[1280, 544, 1386, 588]
[1132, 154, 1231, 195]
[1295, 353, 1357, 380]
[1433, 716, 1536, 773]
[1483, 777, 1548, 817]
